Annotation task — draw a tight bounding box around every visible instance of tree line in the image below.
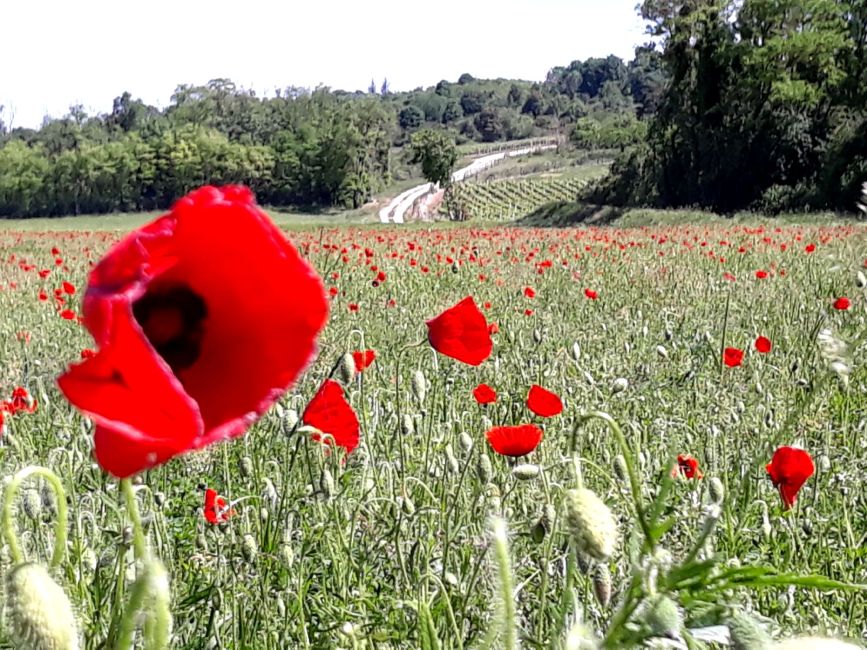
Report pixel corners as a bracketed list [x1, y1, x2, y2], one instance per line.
[0, 57, 656, 218]
[592, 0, 867, 214]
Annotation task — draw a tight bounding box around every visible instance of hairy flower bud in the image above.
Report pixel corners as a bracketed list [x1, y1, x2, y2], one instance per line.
[241, 534, 258, 563]
[728, 608, 771, 650]
[477, 454, 493, 483]
[411, 370, 427, 403]
[512, 464, 540, 481]
[564, 488, 618, 561]
[709, 477, 725, 504]
[592, 563, 612, 607]
[5, 563, 80, 650]
[644, 595, 681, 637]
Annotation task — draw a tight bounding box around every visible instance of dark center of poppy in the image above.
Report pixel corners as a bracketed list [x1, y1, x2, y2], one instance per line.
[132, 285, 207, 372]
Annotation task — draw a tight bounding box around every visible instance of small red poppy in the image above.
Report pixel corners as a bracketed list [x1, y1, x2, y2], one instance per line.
[204, 488, 236, 524]
[57, 186, 329, 478]
[485, 424, 543, 457]
[766, 446, 814, 509]
[527, 384, 563, 417]
[62, 281, 76, 295]
[674, 454, 703, 479]
[755, 336, 772, 354]
[833, 297, 850, 311]
[352, 350, 376, 373]
[426, 297, 493, 366]
[302, 379, 360, 454]
[723, 347, 744, 368]
[524, 287, 536, 298]
[755, 270, 768, 279]
[472, 383, 497, 404]
[584, 288, 598, 300]
[4, 387, 38, 415]
[804, 243, 816, 253]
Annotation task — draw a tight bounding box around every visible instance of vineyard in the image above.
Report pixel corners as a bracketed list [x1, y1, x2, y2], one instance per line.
[442, 176, 591, 221]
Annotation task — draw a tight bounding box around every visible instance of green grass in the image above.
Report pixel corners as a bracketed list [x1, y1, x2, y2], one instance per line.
[0, 212, 866, 648]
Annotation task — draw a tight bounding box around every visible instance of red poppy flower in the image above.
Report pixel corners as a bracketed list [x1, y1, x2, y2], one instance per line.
[524, 287, 536, 298]
[485, 424, 543, 457]
[674, 454, 703, 479]
[204, 488, 236, 524]
[4, 387, 37, 415]
[352, 349, 376, 373]
[723, 347, 744, 368]
[426, 296, 493, 366]
[62, 281, 76, 295]
[584, 288, 598, 300]
[804, 243, 816, 253]
[755, 336, 772, 354]
[57, 186, 328, 478]
[38, 290, 48, 302]
[755, 270, 768, 279]
[60, 309, 77, 320]
[766, 446, 814, 509]
[472, 383, 497, 404]
[302, 379, 360, 453]
[833, 297, 850, 311]
[526, 384, 563, 417]
[488, 322, 499, 335]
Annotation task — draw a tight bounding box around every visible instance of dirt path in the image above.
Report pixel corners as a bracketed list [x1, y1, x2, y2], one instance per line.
[378, 142, 558, 223]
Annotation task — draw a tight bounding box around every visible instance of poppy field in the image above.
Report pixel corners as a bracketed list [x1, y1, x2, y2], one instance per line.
[0, 188, 866, 649]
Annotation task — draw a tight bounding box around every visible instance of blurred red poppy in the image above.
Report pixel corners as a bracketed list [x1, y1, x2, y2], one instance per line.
[426, 297, 492, 366]
[755, 270, 768, 279]
[57, 186, 328, 478]
[472, 383, 497, 404]
[352, 350, 376, 373]
[755, 336, 772, 354]
[723, 347, 744, 367]
[584, 288, 598, 300]
[527, 384, 563, 417]
[833, 297, 850, 311]
[204, 488, 235, 524]
[302, 379, 360, 453]
[485, 424, 543, 457]
[524, 287, 536, 298]
[674, 454, 703, 479]
[766, 446, 814, 509]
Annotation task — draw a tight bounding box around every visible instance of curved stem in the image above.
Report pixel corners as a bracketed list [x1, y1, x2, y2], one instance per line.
[1, 465, 69, 569]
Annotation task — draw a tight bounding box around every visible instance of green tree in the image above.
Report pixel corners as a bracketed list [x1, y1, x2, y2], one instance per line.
[409, 129, 457, 186]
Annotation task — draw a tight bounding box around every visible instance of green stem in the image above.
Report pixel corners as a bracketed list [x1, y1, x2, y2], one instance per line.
[1, 465, 69, 569]
[121, 478, 148, 563]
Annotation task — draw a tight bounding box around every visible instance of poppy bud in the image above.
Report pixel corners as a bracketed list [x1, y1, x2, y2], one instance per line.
[612, 455, 628, 483]
[281, 544, 295, 567]
[485, 483, 501, 511]
[400, 495, 416, 517]
[21, 488, 42, 521]
[5, 563, 80, 650]
[709, 477, 725, 504]
[411, 370, 427, 403]
[320, 468, 334, 499]
[512, 464, 540, 481]
[337, 353, 356, 385]
[276, 596, 286, 618]
[477, 455, 493, 483]
[592, 563, 612, 607]
[195, 534, 207, 550]
[459, 431, 474, 452]
[239, 456, 253, 478]
[533, 328, 542, 344]
[564, 488, 618, 561]
[656, 345, 668, 360]
[611, 377, 629, 393]
[530, 504, 555, 544]
[565, 621, 598, 650]
[284, 408, 299, 432]
[571, 342, 581, 362]
[241, 534, 258, 563]
[856, 271, 866, 288]
[444, 444, 459, 474]
[401, 414, 415, 436]
[643, 595, 681, 637]
[728, 608, 771, 650]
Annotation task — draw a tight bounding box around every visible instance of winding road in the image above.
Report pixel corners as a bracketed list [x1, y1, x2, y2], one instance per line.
[378, 141, 559, 224]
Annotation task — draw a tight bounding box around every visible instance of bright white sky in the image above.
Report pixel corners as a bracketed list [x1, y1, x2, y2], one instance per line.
[1, 0, 648, 129]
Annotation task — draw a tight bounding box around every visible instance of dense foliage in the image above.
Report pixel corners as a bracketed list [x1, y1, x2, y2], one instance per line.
[593, 0, 867, 214]
[0, 57, 653, 218]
